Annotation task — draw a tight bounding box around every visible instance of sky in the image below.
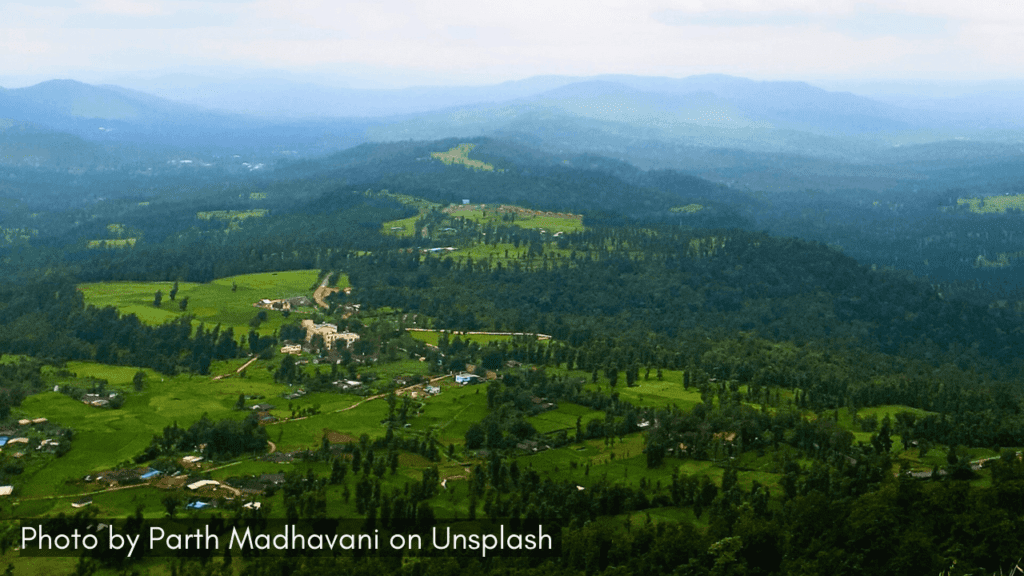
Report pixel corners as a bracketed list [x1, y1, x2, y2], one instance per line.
[2, 0, 1023, 89]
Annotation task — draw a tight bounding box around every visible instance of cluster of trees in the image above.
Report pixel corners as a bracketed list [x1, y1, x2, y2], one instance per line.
[0, 275, 243, 375]
[135, 414, 269, 462]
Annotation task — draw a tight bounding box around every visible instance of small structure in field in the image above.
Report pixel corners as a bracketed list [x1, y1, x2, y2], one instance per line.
[455, 373, 481, 385]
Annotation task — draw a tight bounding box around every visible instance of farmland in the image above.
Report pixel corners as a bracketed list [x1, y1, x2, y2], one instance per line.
[78, 269, 323, 336]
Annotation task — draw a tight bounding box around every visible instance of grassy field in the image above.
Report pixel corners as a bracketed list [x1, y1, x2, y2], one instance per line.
[383, 214, 421, 237]
[12, 358, 288, 498]
[409, 384, 491, 444]
[78, 270, 323, 337]
[670, 204, 704, 214]
[527, 403, 605, 434]
[376, 190, 443, 237]
[86, 238, 137, 248]
[446, 206, 584, 234]
[430, 143, 498, 172]
[196, 209, 269, 221]
[407, 331, 517, 347]
[955, 194, 1024, 214]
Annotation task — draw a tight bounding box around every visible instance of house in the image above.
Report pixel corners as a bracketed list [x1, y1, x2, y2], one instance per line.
[285, 296, 313, 308]
[334, 380, 361, 391]
[243, 501, 262, 510]
[424, 386, 440, 395]
[32, 418, 47, 424]
[250, 404, 275, 412]
[259, 473, 285, 486]
[301, 319, 360, 350]
[82, 394, 109, 407]
[181, 455, 204, 464]
[280, 344, 302, 355]
[713, 432, 738, 443]
[72, 497, 93, 508]
[516, 440, 539, 452]
[140, 470, 162, 480]
[455, 373, 481, 385]
[0, 486, 12, 496]
[186, 501, 212, 510]
[38, 439, 60, 451]
[187, 480, 220, 491]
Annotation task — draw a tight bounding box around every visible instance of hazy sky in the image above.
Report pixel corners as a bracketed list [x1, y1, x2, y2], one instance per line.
[3, 0, 1023, 88]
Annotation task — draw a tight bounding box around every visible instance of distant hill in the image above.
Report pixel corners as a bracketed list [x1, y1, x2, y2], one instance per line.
[4, 75, 1023, 195]
[0, 120, 112, 169]
[0, 80, 372, 156]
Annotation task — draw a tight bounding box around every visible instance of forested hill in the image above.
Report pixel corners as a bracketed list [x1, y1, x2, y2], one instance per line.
[276, 138, 757, 227]
[342, 227, 1023, 375]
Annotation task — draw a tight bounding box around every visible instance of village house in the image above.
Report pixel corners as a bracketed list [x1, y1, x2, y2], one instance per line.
[301, 319, 360, 349]
[455, 373, 481, 385]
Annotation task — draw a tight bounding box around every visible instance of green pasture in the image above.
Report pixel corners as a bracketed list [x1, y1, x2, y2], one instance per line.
[447, 241, 577, 269]
[955, 193, 1024, 214]
[383, 214, 421, 237]
[409, 385, 490, 443]
[431, 143, 496, 172]
[269, 399, 390, 452]
[448, 207, 583, 234]
[11, 359, 289, 497]
[196, 209, 269, 221]
[670, 204, 705, 214]
[86, 238, 137, 249]
[407, 331, 516, 347]
[571, 369, 705, 411]
[0, 552, 79, 576]
[527, 403, 605, 434]
[78, 269, 324, 337]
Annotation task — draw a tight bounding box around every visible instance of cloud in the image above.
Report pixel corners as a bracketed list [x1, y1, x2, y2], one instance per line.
[64, 11, 235, 29]
[1, 0, 1022, 86]
[653, 6, 953, 40]
[652, 10, 812, 28]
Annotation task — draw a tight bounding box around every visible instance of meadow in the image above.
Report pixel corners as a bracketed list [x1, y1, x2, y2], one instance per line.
[430, 143, 498, 172]
[78, 270, 324, 337]
[955, 193, 1024, 214]
[446, 206, 584, 234]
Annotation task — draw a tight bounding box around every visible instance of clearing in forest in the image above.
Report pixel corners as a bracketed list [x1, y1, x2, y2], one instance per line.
[430, 143, 499, 172]
[78, 270, 323, 336]
[954, 194, 1024, 214]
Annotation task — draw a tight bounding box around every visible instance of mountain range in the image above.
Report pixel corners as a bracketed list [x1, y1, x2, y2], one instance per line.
[2, 74, 1023, 193]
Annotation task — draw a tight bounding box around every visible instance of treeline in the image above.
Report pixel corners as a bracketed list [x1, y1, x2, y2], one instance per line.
[342, 226, 1024, 370]
[135, 413, 269, 462]
[0, 275, 242, 375]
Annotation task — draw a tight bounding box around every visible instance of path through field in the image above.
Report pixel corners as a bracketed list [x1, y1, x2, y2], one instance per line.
[211, 355, 259, 381]
[313, 273, 341, 309]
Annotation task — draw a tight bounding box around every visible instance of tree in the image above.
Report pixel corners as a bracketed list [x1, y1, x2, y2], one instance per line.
[162, 494, 181, 518]
[464, 422, 483, 448]
[235, 394, 246, 411]
[169, 281, 179, 301]
[153, 290, 163, 307]
[178, 297, 189, 312]
[132, 370, 146, 392]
